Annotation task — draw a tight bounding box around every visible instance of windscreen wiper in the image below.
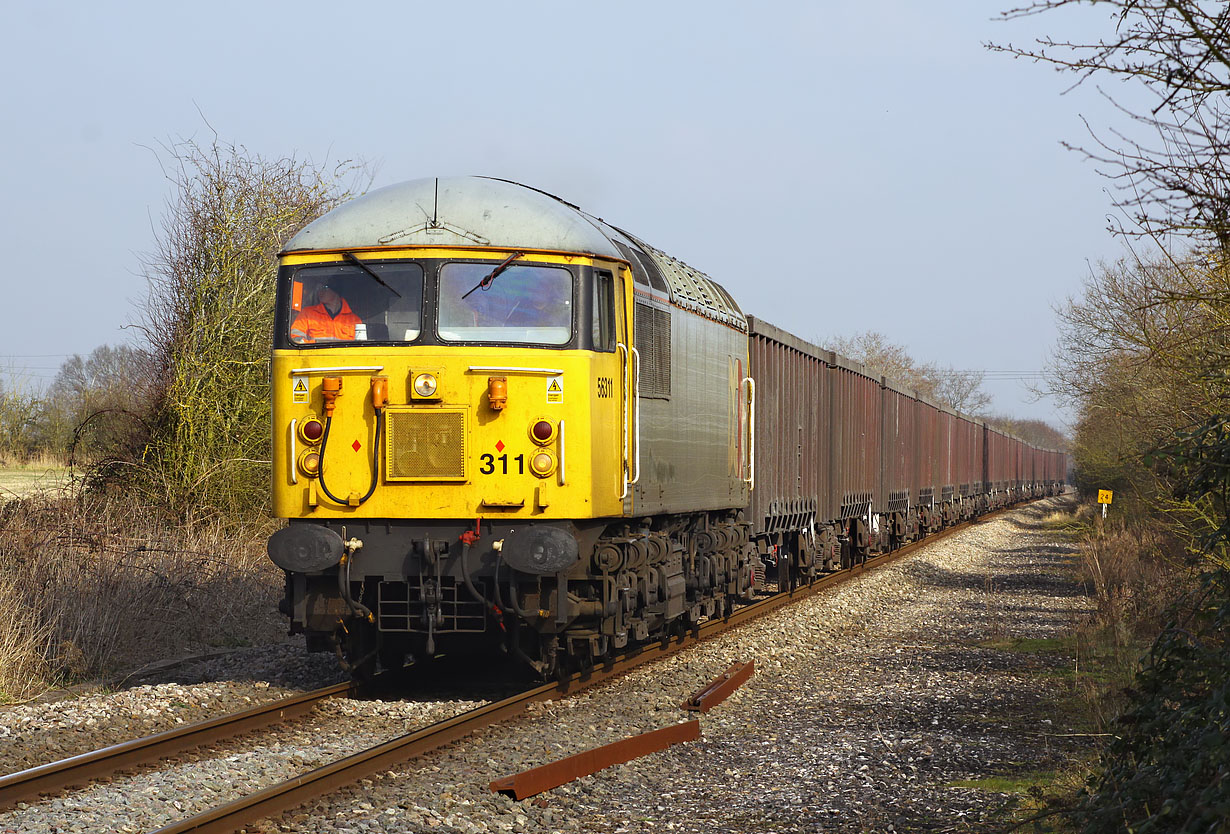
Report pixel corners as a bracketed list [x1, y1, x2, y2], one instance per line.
[343, 252, 402, 297]
[462, 252, 523, 299]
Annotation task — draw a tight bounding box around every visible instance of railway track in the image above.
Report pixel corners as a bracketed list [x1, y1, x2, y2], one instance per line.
[0, 681, 356, 812]
[0, 504, 1019, 834]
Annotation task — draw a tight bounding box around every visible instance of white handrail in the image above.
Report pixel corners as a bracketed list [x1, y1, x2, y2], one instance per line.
[743, 376, 756, 490]
[558, 420, 566, 486]
[617, 343, 630, 499]
[466, 366, 564, 375]
[289, 418, 298, 485]
[290, 365, 385, 375]
[630, 346, 641, 486]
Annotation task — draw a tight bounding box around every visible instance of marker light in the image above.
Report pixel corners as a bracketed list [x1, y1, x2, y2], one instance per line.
[530, 451, 556, 477]
[487, 377, 507, 411]
[297, 449, 321, 478]
[413, 372, 438, 398]
[298, 417, 325, 444]
[530, 419, 555, 444]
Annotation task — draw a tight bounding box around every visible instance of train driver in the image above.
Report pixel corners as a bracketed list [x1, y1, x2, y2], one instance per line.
[290, 281, 363, 343]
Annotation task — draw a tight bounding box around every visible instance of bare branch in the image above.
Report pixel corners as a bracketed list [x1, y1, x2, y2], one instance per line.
[990, 0, 1230, 247]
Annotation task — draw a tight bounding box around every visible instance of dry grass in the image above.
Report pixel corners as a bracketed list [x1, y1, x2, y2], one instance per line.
[0, 489, 286, 700]
[1028, 503, 1193, 732]
[0, 573, 53, 703]
[1049, 506, 1196, 732]
[1079, 515, 1186, 632]
[984, 502, 1201, 831]
[1039, 507, 1090, 541]
[0, 451, 69, 470]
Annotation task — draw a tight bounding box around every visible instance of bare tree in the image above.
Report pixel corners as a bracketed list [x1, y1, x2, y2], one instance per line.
[984, 414, 1069, 449]
[1047, 249, 1230, 526]
[826, 332, 919, 383]
[824, 331, 992, 414]
[991, 1, 1230, 247]
[42, 344, 153, 465]
[0, 377, 43, 462]
[133, 135, 366, 519]
[931, 367, 994, 416]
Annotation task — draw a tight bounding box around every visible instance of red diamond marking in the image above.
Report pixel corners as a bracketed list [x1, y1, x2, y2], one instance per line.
[495, 440, 505, 452]
[352, 440, 362, 452]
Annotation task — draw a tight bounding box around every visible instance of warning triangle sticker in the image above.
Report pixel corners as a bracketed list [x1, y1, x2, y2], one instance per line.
[547, 379, 562, 393]
[293, 378, 308, 393]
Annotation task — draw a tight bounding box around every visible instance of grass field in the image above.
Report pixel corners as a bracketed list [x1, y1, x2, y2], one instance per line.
[0, 463, 73, 500]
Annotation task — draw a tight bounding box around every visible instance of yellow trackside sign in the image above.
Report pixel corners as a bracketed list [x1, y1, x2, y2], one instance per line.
[1098, 489, 1113, 505]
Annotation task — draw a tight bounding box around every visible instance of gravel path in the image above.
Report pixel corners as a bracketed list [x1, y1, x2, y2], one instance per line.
[0, 498, 1090, 834]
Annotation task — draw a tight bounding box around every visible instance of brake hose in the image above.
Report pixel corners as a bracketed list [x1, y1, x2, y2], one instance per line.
[318, 409, 384, 507]
[493, 553, 536, 619]
[459, 541, 502, 614]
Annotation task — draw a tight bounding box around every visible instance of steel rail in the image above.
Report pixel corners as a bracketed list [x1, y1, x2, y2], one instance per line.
[0, 681, 356, 811]
[151, 502, 1030, 834]
[150, 677, 581, 834]
[150, 631, 725, 834]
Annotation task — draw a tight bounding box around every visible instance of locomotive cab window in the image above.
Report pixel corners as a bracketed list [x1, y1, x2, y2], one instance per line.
[437, 262, 573, 345]
[591, 270, 616, 352]
[286, 261, 424, 344]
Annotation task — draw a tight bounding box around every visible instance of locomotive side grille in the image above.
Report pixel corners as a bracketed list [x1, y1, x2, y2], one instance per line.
[635, 302, 672, 398]
[385, 409, 467, 480]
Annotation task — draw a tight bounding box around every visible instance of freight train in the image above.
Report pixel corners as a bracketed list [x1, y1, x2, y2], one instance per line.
[266, 177, 1069, 678]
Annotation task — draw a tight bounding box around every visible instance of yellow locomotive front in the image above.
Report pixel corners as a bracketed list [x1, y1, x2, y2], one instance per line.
[267, 179, 640, 676]
[271, 249, 627, 520]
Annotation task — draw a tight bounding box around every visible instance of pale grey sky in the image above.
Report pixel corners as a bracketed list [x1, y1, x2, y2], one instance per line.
[1, 1, 1128, 428]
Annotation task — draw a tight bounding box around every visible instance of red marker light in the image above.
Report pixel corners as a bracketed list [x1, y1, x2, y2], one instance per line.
[302, 419, 324, 441]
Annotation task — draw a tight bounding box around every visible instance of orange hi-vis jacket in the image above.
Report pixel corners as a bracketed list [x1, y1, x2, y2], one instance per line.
[290, 300, 362, 342]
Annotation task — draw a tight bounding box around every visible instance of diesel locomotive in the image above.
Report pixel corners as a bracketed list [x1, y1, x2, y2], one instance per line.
[266, 177, 1068, 678]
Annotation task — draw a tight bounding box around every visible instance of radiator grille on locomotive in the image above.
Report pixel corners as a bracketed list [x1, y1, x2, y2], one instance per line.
[634, 302, 672, 398]
[385, 408, 468, 481]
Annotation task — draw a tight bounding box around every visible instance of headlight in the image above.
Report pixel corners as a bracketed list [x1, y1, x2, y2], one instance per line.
[530, 451, 556, 478]
[413, 373, 438, 397]
[297, 450, 321, 478]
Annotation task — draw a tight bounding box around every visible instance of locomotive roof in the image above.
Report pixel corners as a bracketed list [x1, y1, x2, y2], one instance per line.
[285, 177, 623, 258]
[284, 176, 746, 331]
